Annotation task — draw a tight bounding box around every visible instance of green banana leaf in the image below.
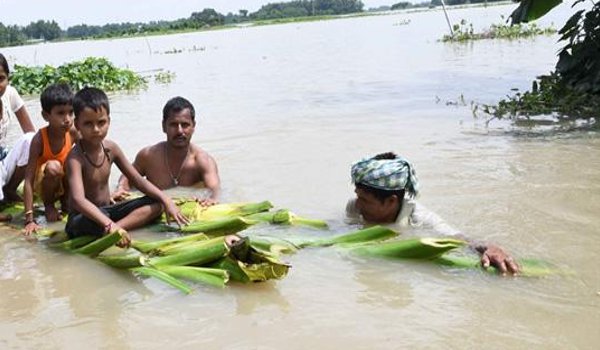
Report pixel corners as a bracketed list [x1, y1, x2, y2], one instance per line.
[249, 236, 300, 255]
[511, 0, 562, 24]
[434, 254, 569, 277]
[131, 266, 192, 294]
[350, 237, 467, 260]
[299, 225, 398, 248]
[211, 237, 290, 283]
[156, 266, 229, 288]
[131, 232, 209, 254]
[179, 216, 256, 235]
[166, 199, 273, 222]
[246, 209, 329, 229]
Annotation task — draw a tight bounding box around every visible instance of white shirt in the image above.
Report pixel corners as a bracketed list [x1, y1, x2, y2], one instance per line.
[345, 197, 460, 236]
[0, 85, 25, 148]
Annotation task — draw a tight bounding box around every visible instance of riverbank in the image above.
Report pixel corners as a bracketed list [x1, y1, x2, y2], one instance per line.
[1, 1, 514, 49]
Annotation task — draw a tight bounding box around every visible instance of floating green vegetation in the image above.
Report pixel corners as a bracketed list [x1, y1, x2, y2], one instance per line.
[10, 57, 147, 95]
[475, 2, 600, 123]
[442, 19, 556, 42]
[154, 71, 176, 84]
[475, 73, 600, 121]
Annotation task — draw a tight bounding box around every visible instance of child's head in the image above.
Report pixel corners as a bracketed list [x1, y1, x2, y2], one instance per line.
[41, 83, 73, 113]
[73, 87, 110, 118]
[73, 87, 111, 142]
[41, 83, 74, 132]
[162, 96, 195, 123]
[0, 53, 9, 76]
[0, 53, 10, 97]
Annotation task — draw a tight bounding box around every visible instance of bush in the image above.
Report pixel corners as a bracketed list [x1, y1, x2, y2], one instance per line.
[10, 57, 147, 95]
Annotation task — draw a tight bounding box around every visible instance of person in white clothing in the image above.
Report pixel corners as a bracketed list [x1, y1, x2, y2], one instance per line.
[0, 53, 36, 220]
[346, 152, 520, 275]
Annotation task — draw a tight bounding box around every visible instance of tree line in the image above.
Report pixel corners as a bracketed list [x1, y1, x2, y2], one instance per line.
[0, 0, 365, 47]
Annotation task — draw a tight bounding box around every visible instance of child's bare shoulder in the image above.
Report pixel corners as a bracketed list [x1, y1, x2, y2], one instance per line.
[66, 144, 83, 163]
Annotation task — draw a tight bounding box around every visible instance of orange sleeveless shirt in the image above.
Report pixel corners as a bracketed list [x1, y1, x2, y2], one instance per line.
[36, 127, 73, 168]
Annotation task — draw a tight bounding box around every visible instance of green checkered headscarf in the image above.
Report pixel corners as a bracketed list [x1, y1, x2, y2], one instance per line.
[351, 154, 419, 198]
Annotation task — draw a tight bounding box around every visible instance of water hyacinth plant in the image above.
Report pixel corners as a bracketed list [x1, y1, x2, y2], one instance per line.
[10, 57, 147, 95]
[442, 18, 555, 42]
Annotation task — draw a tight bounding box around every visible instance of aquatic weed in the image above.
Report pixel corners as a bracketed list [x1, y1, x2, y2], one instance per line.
[10, 57, 147, 95]
[442, 18, 556, 42]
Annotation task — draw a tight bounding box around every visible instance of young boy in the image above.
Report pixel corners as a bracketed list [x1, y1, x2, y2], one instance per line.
[23, 84, 77, 235]
[65, 87, 187, 247]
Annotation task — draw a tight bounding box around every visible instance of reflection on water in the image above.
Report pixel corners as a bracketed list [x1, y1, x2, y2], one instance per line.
[1, 3, 599, 349]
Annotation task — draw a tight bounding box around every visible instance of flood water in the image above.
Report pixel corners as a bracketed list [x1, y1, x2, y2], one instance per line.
[1, 3, 599, 349]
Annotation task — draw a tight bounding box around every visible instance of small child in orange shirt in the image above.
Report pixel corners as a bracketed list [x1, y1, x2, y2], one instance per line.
[23, 84, 77, 235]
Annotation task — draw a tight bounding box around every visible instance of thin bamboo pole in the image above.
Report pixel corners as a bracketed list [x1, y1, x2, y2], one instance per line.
[440, 0, 454, 37]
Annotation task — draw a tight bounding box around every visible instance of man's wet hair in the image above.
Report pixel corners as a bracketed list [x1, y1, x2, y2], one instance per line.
[0, 53, 9, 75]
[356, 183, 405, 204]
[373, 152, 397, 160]
[73, 87, 110, 117]
[163, 96, 195, 123]
[356, 151, 405, 204]
[41, 83, 74, 113]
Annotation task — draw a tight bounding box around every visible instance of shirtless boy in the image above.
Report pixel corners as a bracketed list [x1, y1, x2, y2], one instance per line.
[113, 96, 220, 205]
[65, 87, 187, 246]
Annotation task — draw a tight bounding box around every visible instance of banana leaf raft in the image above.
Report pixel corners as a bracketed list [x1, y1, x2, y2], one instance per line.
[1, 201, 567, 295]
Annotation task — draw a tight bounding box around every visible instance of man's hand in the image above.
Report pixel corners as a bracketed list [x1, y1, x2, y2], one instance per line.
[195, 196, 218, 206]
[479, 244, 519, 276]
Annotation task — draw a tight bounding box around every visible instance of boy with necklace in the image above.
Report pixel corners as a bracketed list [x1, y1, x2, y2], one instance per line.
[65, 87, 187, 247]
[23, 84, 78, 235]
[112, 96, 220, 205]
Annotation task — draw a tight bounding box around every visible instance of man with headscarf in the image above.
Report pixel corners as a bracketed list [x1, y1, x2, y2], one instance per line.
[346, 152, 519, 275]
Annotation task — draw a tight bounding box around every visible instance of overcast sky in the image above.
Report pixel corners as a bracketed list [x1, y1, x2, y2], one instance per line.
[0, 0, 402, 28]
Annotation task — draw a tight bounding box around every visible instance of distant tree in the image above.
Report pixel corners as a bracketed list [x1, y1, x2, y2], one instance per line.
[23, 20, 62, 41]
[190, 9, 225, 27]
[391, 2, 411, 10]
[0, 22, 27, 46]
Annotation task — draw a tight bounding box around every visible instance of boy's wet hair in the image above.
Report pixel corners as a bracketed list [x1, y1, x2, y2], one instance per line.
[41, 83, 74, 113]
[163, 96, 195, 123]
[0, 53, 9, 75]
[73, 87, 110, 117]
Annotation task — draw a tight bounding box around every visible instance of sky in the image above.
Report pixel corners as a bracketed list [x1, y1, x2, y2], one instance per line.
[0, 0, 402, 28]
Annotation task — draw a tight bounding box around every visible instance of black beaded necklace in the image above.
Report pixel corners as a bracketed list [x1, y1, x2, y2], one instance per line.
[79, 141, 108, 168]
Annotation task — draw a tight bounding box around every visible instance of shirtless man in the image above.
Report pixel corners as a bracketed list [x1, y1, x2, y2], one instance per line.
[112, 96, 220, 205]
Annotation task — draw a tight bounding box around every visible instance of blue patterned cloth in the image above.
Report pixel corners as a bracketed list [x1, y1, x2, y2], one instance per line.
[351, 154, 419, 198]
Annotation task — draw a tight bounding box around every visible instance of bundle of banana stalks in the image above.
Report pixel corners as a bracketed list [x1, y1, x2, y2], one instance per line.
[168, 199, 329, 235]
[1, 201, 566, 295]
[53, 232, 290, 294]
